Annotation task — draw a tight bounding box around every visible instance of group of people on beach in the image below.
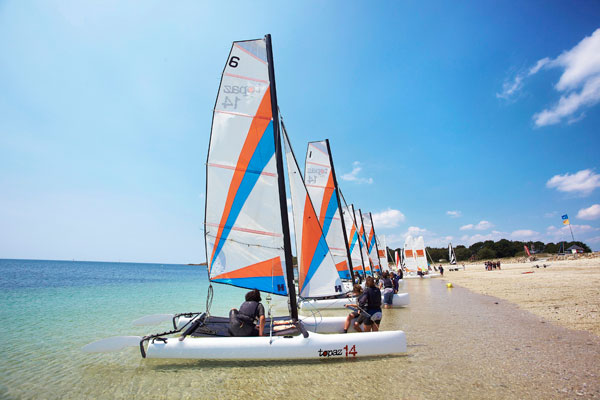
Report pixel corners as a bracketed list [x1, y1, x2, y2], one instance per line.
[485, 261, 501, 271]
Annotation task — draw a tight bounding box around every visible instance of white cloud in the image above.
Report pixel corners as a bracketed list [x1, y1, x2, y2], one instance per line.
[511, 229, 540, 240]
[340, 161, 373, 185]
[546, 224, 599, 240]
[371, 208, 405, 228]
[498, 29, 600, 126]
[532, 28, 600, 126]
[446, 210, 462, 218]
[460, 220, 494, 231]
[546, 169, 600, 196]
[460, 230, 505, 245]
[587, 236, 600, 244]
[576, 204, 600, 220]
[405, 226, 428, 236]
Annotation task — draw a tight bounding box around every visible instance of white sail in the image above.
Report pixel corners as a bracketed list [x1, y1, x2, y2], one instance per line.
[449, 243, 457, 265]
[354, 208, 373, 275]
[403, 235, 418, 272]
[342, 202, 366, 276]
[377, 235, 390, 272]
[362, 212, 381, 273]
[414, 236, 428, 272]
[395, 249, 400, 269]
[304, 141, 352, 280]
[283, 126, 343, 298]
[206, 38, 288, 295]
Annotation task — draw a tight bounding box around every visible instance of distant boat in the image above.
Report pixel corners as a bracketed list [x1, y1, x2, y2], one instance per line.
[449, 243, 457, 265]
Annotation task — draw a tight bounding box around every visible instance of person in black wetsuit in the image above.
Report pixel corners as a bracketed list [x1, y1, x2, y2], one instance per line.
[354, 276, 382, 332]
[229, 289, 265, 336]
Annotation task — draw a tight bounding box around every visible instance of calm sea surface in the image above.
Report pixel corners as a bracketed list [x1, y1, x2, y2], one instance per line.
[1, 259, 598, 399]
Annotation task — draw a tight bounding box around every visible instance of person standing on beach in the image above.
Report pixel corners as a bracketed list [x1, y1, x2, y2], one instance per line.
[439, 265, 444, 276]
[380, 271, 394, 309]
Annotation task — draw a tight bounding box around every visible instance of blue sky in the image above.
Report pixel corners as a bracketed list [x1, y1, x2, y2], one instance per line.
[1, 1, 599, 263]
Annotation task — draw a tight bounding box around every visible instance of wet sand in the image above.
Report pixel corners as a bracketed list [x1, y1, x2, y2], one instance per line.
[73, 279, 600, 399]
[440, 257, 600, 337]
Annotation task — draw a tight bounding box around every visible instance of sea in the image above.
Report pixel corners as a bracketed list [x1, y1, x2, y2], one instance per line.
[2, 259, 598, 399]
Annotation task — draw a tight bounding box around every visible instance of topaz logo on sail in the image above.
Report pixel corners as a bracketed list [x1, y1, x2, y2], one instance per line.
[306, 167, 328, 176]
[223, 85, 262, 96]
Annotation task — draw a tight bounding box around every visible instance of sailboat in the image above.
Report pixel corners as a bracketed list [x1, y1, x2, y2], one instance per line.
[361, 211, 382, 275]
[402, 235, 427, 279]
[342, 201, 368, 280]
[82, 35, 406, 360]
[449, 243, 457, 265]
[303, 140, 354, 283]
[377, 234, 390, 273]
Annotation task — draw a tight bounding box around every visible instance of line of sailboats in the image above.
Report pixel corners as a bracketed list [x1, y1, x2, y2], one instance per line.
[83, 35, 410, 361]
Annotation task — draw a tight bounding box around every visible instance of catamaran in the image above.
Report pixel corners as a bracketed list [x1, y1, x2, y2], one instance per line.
[82, 35, 406, 360]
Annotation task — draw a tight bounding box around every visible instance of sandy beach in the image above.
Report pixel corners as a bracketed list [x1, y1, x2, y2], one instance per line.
[439, 254, 600, 337]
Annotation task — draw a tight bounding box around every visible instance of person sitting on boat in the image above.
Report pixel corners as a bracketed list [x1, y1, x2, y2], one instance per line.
[229, 289, 265, 337]
[354, 276, 382, 332]
[342, 284, 364, 333]
[380, 271, 394, 309]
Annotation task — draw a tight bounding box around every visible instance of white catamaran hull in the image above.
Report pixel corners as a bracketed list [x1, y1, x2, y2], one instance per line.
[145, 330, 406, 360]
[299, 293, 410, 310]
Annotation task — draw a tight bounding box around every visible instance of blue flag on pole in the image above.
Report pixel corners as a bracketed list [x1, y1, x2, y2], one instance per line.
[562, 214, 570, 225]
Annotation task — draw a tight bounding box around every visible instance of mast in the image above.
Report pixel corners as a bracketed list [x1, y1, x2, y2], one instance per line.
[369, 212, 383, 273]
[358, 209, 374, 273]
[324, 139, 355, 283]
[266, 34, 298, 321]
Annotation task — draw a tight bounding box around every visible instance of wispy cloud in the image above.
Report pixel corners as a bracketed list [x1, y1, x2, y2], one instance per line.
[510, 229, 540, 240]
[546, 169, 600, 196]
[371, 208, 405, 228]
[544, 211, 558, 218]
[498, 28, 600, 126]
[577, 204, 600, 220]
[446, 210, 462, 218]
[340, 161, 373, 184]
[459, 220, 494, 231]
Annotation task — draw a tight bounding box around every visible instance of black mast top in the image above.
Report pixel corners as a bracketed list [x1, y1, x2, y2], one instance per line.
[324, 139, 355, 283]
[266, 34, 298, 321]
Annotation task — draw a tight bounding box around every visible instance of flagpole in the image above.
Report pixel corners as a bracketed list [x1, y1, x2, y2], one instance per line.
[568, 224, 575, 242]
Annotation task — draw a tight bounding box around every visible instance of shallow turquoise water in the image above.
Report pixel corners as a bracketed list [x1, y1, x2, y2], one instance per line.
[0, 259, 289, 399]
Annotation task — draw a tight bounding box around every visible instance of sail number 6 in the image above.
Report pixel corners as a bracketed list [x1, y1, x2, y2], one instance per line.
[229, 56, 240, 68]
